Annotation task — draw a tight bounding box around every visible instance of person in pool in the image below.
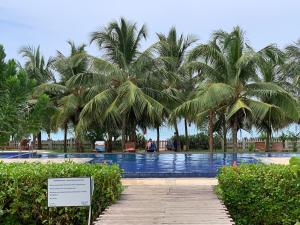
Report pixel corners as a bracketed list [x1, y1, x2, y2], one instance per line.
[146, 139, 152, 151]
[146, 139, 157, 152]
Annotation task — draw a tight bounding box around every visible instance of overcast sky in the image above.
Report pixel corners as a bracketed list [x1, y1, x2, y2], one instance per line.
[1, 0, 300, 61]
[1, 0, 300, 139]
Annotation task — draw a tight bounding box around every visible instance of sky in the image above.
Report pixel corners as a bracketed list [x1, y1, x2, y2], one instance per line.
[1, 0, 300, 140]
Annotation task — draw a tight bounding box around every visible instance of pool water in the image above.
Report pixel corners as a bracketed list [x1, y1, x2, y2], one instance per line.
[1, 152, 299, 177]
[91, 153, 256, 177]
[0, 152, 34, 158]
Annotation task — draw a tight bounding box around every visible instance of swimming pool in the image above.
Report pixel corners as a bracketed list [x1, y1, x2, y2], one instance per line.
[91, 153, 258, 177]
[1, 152, 298, 177]
[0, 152, 35, 159]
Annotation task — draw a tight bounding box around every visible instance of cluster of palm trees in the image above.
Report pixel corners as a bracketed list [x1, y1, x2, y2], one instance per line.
[20, 18, 300, 152]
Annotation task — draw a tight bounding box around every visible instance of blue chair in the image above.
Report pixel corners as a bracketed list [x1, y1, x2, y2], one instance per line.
[95, 141, 105, 152]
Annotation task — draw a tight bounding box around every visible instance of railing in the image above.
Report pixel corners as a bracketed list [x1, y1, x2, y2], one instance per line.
[227, 138, 289, 151]
[7, 138, 297, 151]
[8, 139, 93, 150]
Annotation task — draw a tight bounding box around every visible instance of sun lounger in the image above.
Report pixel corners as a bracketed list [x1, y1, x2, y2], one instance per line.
[124, 142, 136, 152]
[95, 141, 106, 152]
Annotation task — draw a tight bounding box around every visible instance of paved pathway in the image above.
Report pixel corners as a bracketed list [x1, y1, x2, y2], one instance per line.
[256, 157, 290, 165]
[94, 183, 234, 225]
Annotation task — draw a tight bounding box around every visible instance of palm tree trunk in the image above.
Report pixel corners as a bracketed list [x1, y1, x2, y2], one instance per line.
[32, 134, 37, 149]
[63, 123, 68, 153]
[208, 111, 214, 152]
[75, 138, 79, 152]
[266, 130, 272, 152]
[174, 122, 181, 151]
[107, 132, 112, 152]
[121, 117, 126, 150]
[75, 137, 83, 152]
[222, 116, 227, 152]
[37, 131, 42, 149]
[156, 126, 160, 152]
[130, 124, 137, 142]
[47, 131, 51, 140]
[232, 116, 238, 151]
[184, 118, 189, 151]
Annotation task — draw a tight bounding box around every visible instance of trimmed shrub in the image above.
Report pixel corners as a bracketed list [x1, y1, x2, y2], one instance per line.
[178, 133, 222, 150]
[0, 162, 123, 225]
[217, 164, 300, 225]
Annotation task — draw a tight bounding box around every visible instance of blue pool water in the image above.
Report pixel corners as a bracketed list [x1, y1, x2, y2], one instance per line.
[1, 152, 299, 177]
[0, 152, 34, 158]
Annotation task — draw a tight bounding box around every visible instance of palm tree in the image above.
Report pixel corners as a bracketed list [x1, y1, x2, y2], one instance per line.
[19, 46, 54, 149]
[19, 46, 54, 83]
[286, 39, 300, 94]
[176, 26, 298, 151]
[285, 39, 300, 77]
[155, 27, 197, 151]
[69, 18, 171, 149]
[34, 41, 88, 152]
[254, 45, 298, 151]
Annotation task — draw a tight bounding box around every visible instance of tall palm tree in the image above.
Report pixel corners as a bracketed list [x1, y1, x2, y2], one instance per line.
[254, 45, 298, 151]
[19, 46, 54, 83]
[35, 41, 88, 152]
[69, 18, 171, 149]
[176, 27, 298, 151]
[155, 27, 197, 151]
[19, 46, 54, 149]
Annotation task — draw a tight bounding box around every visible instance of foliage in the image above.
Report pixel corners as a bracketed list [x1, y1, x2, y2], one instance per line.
[0, 45, 36, 144]
[177, 133, 222, 150]
[136, 132, 146, 149]
[154, 27, 197, 150]
[247, 143, 255, 151]
[218, 164, 300, 225]
[71, 17, 173, 149]
[178, 28, 298, 151]
[290, 156, 300, 177]
[82, 125, 106, 145]
[0, 162, 123, 225]
[286, 131, 300, 152]
[19, 45, 54, 83]
[23, 94, 57, 139]
[3, 20, 300, 152]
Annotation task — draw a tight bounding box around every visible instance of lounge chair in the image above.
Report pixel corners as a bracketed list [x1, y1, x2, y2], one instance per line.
[255, 141, 265, 151]
[20, 139, 30, 150]
[95, 141, 106, 152]
[124, 142, 136, 152]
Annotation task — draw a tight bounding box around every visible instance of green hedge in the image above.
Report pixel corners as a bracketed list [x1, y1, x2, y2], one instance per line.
[0, 162, 123, 225]
[178, 132, 222, 150]
[217, 164, 300, 225]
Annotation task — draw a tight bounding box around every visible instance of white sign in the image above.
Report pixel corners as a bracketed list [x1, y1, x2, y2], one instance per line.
[48, 177, 92, 207]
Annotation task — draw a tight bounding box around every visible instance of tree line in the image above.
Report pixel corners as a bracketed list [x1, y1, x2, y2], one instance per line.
[1, 17, 300, 152]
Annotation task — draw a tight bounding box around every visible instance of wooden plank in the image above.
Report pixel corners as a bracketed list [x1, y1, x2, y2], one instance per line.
[94, 185, 234, 225]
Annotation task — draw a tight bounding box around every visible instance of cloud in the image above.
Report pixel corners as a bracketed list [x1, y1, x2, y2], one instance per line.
[0, 19, 32, 29]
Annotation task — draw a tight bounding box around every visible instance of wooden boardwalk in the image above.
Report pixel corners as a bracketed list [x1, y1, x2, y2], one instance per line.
[94, 185, 234, 225]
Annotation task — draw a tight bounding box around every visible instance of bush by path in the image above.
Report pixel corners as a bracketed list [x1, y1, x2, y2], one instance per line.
[217, 163, 300, 225]
[0, 162, 123, 225]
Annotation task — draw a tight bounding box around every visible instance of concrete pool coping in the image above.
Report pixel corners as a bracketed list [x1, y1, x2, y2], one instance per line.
[0, 158, 93, 164]
[255, 157, 290, 165]
[122, 178, 218, 186]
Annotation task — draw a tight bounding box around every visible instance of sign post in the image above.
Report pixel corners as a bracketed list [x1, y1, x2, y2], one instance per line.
[48, 177, 94, 224]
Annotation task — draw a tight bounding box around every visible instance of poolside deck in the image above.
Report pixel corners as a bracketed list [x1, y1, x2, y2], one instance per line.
[0, 158, 93, 163]
[255, 157, 290, 165]
[94, 180, 234, 225]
